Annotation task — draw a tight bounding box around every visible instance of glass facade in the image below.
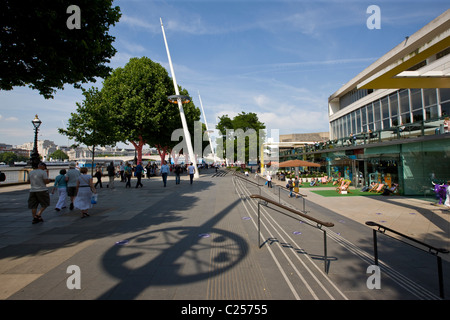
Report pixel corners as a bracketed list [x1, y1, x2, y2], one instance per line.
[331, 88, 450, 140]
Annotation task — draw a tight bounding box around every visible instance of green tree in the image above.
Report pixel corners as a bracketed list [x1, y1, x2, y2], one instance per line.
[0, 0, 121, 98]
[49, 150, 69, 161]
[59, 87, 119, 174]
[216, 112, 266, 164]
[0, 151, 18, 165]
[101, 57, 201, 164]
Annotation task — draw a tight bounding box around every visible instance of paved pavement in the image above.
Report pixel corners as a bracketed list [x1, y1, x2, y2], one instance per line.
[0, 168, 449, 303]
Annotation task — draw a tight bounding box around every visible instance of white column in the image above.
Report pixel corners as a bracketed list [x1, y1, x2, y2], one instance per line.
[160, 18, 199, 178]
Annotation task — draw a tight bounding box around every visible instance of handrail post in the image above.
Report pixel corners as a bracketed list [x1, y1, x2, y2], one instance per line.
[366, 220, 448, 299]
[373, 229, 379, 266]
[323, 230, 328, 273]
[437, 256, 444, 299]
[258, 201, 261, 248]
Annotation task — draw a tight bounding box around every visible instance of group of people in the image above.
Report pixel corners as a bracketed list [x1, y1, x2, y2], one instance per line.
[27, 159, 201, 225]
[28, 162, 96, 224]
[148, 161, 196, 187]
[95, 161, 197, 189]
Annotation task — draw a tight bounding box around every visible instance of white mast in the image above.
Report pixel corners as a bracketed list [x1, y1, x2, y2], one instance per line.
[198, 91, 217, 164]
[160, 18, 199, 178]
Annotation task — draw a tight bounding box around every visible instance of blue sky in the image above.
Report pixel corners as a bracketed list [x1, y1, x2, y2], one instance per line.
[1, 0, 449, 148]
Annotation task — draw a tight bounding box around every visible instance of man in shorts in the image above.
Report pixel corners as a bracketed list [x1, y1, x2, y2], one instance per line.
[28, 162, 50, 224]
[66, 162, 80, 210]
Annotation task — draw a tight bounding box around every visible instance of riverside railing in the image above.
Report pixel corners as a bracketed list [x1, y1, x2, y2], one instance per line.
[366, 221, 449, 299]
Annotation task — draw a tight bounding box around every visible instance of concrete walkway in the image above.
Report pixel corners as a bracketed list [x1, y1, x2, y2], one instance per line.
[0, 169, 449, 301]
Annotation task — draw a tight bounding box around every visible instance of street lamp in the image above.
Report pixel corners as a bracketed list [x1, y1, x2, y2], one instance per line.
[29, 114, 42, 169]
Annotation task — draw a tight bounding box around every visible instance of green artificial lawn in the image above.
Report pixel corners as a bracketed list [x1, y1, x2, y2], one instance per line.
[310, 189, 383, 197]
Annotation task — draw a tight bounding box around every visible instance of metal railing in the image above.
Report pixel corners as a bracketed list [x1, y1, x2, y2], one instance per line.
[366, 221, 449, 299]
[251, 194, 334, 273]
[233, 171, 308, 212]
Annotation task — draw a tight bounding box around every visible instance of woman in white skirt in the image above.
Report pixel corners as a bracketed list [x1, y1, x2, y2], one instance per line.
[74, 167, 96, 218]
[445, 180, 450, 208]
[52, 169, 68, 211]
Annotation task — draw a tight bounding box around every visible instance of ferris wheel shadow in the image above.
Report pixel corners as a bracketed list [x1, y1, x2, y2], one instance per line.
[98, 198, 248, 299]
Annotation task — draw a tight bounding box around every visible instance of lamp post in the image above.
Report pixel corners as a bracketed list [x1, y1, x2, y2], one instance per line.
[30, 114, 42, 169]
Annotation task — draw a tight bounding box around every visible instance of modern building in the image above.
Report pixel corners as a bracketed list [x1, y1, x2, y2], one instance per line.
[281, 10, 450, 195]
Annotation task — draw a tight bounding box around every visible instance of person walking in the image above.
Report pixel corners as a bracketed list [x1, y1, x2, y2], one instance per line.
[119, 162, 125, 182]
[52, 169, 68, 212]
[160, 161, 170, 187]
[174, 164, 181, 184]
[74, 167, 96, 218]
[135, 161, 144, 188]
[94, 167, 103, 189]
[287, 178, 294, 197]
[266, 173, 272, 188]
[188, 162, 195, 184]
[106, 161, 115, 189]
[445, 180, 450, 208]
[66, 162, 80, 210]
[124, 162, 132, 188]
[28, 162, 50, 224]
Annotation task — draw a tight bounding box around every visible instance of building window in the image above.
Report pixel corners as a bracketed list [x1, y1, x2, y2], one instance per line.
[424, 88, 438, 121]
[423, 88, 438, 107]
[389, 92, 399, 126]
[381, 96, 390, 129]
[356, 109, 361, 133]
[440, 88, 450, 117]
[410, 89, 423, 123]
[399, 89, 410, 115]
[361, 106, 367, 132]
[373, 100, 381, 130]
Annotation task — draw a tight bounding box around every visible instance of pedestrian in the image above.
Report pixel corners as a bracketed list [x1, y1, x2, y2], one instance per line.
[66, 162, 80, 210]
[123, 162, 132, 188]
[106, 161, 115, 189]
[287, 178, 294, 197]
[28, 162, 50, 224]
[94, 167, 103, 189]
[293, 176, 300, 197]
[146, 163, 152, 179]
[52, 169, 68, 212]
[119, 162, 125, 182]
[160, 160, 170, 187]
[445, 180, 450, 208]
[188, 162, 195, 184]
[266, 173, 272, 188]
[74, 167, 96, 218]
[174, 164, 181, 184]
[135, 161, 144, 188]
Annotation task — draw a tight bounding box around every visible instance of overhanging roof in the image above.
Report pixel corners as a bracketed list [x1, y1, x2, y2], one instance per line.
[329, 9, 450, 102]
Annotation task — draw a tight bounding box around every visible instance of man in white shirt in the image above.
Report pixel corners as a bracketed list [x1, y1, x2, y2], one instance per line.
[188, 163, 196, 184]
[28, 162, 50, 224]
[66, 162, 80, 210]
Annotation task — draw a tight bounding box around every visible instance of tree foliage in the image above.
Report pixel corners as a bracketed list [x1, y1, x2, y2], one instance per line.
[100, 57, 201, 163]
[58, 87, 119, 173]
[49, 150, 69, 160]
[0, 0, 121, 98]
